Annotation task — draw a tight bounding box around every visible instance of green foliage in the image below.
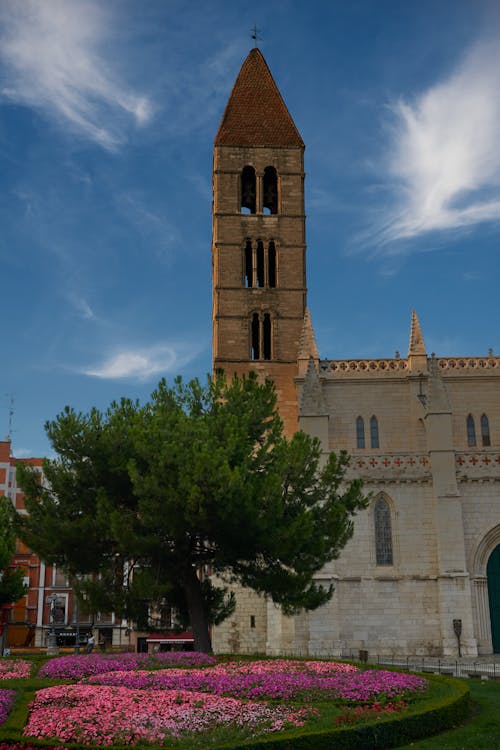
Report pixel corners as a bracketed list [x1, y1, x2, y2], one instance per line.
[0, 496, 27, 608]
[16, 373, 368, 650]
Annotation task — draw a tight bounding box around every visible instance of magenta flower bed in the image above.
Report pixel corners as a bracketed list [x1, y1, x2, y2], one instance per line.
[38, 650, 216, 679]
[0, 659, 31, 679]
[0, 689, 16, 726]
[21, 657, 429, 746]
[24, 684, 312, 745]
[89, 659, 427, 703]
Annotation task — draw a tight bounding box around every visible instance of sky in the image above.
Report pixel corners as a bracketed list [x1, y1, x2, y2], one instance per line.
[1, 0, 500, 458]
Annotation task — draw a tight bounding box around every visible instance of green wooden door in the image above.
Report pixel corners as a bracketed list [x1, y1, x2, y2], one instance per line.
[487, 544, 500, 653]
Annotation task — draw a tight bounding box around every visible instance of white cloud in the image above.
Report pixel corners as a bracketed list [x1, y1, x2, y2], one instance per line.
[378, 38, 500, 244]
[82, 344, 198, 381]
[0, 0, 152, 149]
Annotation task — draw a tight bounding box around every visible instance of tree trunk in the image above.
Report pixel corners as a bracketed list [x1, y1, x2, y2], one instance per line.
[183, 567, 212, 653]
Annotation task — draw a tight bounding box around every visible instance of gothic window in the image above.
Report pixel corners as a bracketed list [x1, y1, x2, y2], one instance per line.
[241, 166, 256, 214]
[244, 240, 253, 288]
[374, 497, 393, 566]
[263, 166, 278, 214]
[467, 414, 476, 447]
[356, 417, 365, 449]
[268, 241, 277, 287]
[481, 414, 491, 447]
[250, 312, 272, 360]
[256, 241, 265, 287]
[370, 415, 379, 449]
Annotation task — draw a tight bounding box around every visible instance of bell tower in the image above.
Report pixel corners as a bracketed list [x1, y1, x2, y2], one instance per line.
[212, 49, 307, 434]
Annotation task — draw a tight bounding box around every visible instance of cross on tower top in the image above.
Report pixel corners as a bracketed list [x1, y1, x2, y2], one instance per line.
[251, 24, 261, 47]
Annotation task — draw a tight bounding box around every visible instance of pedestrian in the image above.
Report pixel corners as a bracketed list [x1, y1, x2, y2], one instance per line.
[85, 631, 95, 654]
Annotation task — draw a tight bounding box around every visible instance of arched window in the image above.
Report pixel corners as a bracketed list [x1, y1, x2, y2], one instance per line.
[243, 240, 278, 289]
[263, 166, 278, 214]
[268, 241, 277, 287]
[241, 166, 256, 214]
[370, 416, 379, 449]
[467, 414, 476, 447]
[244, 240, 253, 288]
[356, 417, 365, 449]
[251, 313, 260, 360]
[263, 313, 272, 360]
[481, 414, 491, 447]
[256, 241, 265, 287]
[250, 312, 272, 360]
[374, 497, 393, 566]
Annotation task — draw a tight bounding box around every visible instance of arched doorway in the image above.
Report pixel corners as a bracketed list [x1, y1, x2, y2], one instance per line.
[487, 544, 500, 653]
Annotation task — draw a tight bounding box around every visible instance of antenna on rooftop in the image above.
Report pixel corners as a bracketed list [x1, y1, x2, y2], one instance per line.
[6, 394, 14, 441]
[251, 24, 262, 47]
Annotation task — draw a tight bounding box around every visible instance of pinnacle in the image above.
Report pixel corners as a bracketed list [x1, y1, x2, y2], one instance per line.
[408, 309, 427, 357]
[298, 308, 319, 362]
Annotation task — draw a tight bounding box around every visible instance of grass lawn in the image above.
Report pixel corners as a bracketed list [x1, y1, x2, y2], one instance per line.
[396, 678, 500, 749]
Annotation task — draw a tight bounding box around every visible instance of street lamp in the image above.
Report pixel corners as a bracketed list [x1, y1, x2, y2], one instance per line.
[46, 593, 60, 656]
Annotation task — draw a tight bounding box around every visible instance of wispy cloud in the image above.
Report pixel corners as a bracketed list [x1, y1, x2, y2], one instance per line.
[376, 38, 500, 245]
[81, 344, 200, 381]
[0, 0, 152, 149]
[66, 293, 96, 321]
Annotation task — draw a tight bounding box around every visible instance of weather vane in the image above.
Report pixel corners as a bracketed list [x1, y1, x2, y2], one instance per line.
[251, 24, 262, 47]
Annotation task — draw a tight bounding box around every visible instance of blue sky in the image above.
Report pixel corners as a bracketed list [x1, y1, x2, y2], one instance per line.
[1, 0, 500, 458]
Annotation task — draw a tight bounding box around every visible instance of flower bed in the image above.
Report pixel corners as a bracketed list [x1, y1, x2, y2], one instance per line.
[88, 658, 427, 703]
[0, 688, 16, 726]
[0, 659, 31, 680]
[38, 650, 216, 679]
[23, 684, 312, 746]
[18, 656, 431, 746]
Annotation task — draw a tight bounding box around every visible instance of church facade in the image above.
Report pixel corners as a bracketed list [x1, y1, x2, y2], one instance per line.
[211, 49, 500, 657]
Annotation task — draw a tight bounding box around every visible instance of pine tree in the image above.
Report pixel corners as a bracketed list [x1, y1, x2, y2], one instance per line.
[17, 374, 368, 652]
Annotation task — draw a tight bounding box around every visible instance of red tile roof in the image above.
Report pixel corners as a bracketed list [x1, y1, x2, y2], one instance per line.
[215, 49, 304, 148]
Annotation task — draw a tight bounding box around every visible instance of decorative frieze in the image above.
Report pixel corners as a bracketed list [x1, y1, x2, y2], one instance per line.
[320, 358, 408, 376]
[438, 357, 500, 372]
[319, 355, 500, 378]
[345, 453, 431, 480]
[456, 452, 500, 478]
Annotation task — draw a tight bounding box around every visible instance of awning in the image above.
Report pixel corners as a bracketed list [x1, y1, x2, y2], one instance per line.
[146, 631, 194, 644]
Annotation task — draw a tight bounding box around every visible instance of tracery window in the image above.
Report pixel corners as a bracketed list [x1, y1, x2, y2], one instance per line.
[241, 166, 256, 214]
[370, 415, 379, 449]
[356, 417, 365, 449]
[467, 414, 476, 447]
[374, 497, 393, 566]
[481, 414, 491, 447]
[251, 312, 272, 360]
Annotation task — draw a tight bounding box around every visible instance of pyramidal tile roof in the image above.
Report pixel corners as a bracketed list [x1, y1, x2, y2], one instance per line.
[215, 49, 304, 147]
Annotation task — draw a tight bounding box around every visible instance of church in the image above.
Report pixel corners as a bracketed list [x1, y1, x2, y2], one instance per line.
[210, 48, 500, 657]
